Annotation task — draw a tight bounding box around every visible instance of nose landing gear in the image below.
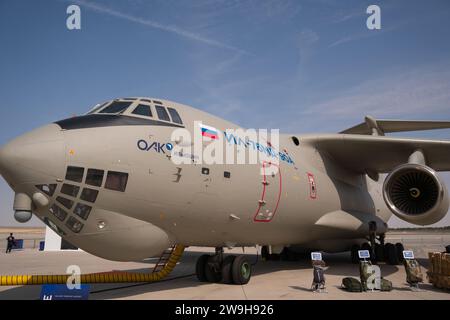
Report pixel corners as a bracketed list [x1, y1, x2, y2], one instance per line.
[196, 248, 252, 285]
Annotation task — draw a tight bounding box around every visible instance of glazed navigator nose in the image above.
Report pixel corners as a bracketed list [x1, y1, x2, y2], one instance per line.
[0, 124, 65, 187]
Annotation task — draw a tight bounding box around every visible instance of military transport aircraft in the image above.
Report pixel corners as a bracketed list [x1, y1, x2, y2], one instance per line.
[0, 97, 449, 285]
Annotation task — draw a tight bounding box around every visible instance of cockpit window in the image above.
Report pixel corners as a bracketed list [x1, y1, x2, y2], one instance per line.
[155, 106, 170, 121]
[99, 101, 131, 114]
[167, 108, 183, 124]
[132, 104, 153, 117]
[87, 102, 108, 115]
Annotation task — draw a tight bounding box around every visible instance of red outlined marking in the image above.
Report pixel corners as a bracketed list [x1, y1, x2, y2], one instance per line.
[307, 173, 317, 199]
[254, 161, 282, 222]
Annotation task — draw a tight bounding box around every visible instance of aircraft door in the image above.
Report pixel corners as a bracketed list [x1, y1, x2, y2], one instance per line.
[254, 161, 282, 222]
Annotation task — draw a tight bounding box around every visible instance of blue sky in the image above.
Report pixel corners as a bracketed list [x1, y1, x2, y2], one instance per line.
[1, 0, 450, 227]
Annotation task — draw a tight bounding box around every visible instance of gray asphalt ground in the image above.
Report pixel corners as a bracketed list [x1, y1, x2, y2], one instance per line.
[0, 232, 449, 300]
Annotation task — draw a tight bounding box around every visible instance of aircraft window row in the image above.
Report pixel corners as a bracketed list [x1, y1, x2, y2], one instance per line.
[131, 104, 183, 125]
[156, 105, 171, 122]
[132, 104, 153, 117]
[50, 204, 68, 221]
[66, 216, 84, 233]
[61, 184, 80, 198]
[36, 184, 57, 197]
[86, 169, 104, 187]
[81, 188, 99, 203]
[105, 171, 129, 192]
[56, 196, 74, 210]
[99, 101, 132, 114]
[88, 100, 184, 126]
[64, 166, 129, 193]
[66, 166, 84, 183]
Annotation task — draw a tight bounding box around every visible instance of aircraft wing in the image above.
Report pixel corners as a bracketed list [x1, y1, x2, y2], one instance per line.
[301, 134, 450, 173]
[340, 117, 450, 135]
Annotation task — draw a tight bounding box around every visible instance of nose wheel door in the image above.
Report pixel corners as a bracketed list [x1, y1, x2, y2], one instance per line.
[254, 161, 282, 222]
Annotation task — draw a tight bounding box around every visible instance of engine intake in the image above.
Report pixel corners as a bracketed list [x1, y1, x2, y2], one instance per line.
[383, 164, 449, 225]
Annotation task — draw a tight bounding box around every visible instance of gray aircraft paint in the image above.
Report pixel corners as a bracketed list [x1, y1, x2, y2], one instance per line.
[0, 97, 448, 261]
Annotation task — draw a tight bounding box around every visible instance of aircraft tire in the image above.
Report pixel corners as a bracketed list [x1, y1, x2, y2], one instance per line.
[205, 256, 222, 283]
[261, 246, 269, 260]
[269, 253, 280, 261]
[351, 244, 360, 264]
[221, 255, 236, 284]
[385, 243, 399, 265]
[196, 254, 210, 282]
[375, 243, 384, 262]
[231, 255, 252, 285]
[395, 243, 405, 263]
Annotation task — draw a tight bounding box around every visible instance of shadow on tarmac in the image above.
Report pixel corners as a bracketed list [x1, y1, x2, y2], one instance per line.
[0, 250, 411, 300]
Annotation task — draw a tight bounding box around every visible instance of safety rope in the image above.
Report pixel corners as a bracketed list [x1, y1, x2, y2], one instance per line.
[0, 244, 185, 286]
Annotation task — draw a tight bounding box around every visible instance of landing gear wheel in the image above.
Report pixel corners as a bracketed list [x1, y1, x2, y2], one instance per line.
[261, 246, 269, 261]
[375, 243, 384, 262]
[221, 255, 236, 284]
[395, 243, 405, 263]
[361, 242, 371, 251]
[205, 256, 222, 283]
[351, 244, 360, 264]
[196, 254, 210, 282]
[232, 255, 252, 285]
[269, 253, 280, 261]
[385, 243, 399, 265]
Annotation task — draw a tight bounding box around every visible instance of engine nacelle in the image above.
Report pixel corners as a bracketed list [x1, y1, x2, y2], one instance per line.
[383, 164, 449, 225]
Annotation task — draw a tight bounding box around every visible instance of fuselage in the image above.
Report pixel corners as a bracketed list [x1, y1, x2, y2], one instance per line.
[0, 98, 391, 261]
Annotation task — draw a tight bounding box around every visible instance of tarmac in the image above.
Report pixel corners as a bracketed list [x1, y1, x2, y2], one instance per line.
[0, 231, 449, 300]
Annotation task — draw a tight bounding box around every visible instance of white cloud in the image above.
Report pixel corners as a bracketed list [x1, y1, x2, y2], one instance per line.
[68, 0, 249, 55]
[298, 29, 320, 63]
[328, 24, 397, 48]
[300, 65, 450, 120]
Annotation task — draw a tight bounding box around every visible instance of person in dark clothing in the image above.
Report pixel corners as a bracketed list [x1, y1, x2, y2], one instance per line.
[6, 233, 15, 253]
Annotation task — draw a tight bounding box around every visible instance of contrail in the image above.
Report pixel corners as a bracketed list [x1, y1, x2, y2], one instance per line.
[68, 0, 249, 55]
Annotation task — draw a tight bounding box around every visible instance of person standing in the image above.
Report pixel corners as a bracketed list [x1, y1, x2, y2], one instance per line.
[6, 233, 15, 253]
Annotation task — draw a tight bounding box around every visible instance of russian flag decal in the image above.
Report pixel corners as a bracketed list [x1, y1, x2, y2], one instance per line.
[200, 124, 219, 140]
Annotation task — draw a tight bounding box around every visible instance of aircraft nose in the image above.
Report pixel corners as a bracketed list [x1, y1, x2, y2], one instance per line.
[0, 124, 65, 186]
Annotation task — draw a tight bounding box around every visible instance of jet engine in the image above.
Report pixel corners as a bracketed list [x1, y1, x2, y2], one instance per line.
[383, 163, 449, 225]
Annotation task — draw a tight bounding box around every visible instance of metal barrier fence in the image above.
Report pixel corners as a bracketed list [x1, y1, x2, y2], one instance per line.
[386, 236, 448, 244]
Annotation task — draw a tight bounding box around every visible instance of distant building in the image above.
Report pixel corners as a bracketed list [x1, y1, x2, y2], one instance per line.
[44, 227, 79, 251]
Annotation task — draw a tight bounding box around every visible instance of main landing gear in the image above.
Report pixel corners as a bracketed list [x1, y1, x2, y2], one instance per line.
[196, 248, 252, 285]
[351, 229, 405, 265]
[351, 241, 404, 265]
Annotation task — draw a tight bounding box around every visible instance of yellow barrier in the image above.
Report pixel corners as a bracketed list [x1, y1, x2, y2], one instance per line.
[0, 245, 185, 286]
